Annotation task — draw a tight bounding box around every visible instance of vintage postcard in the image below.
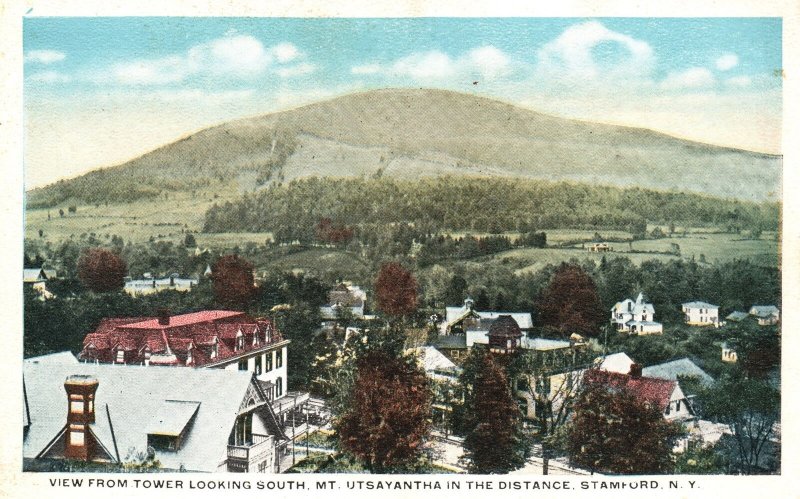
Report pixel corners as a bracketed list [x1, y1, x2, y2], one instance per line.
[3, 1, 799, 497]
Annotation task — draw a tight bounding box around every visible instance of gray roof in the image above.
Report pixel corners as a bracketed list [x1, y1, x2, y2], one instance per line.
[642, 358, 714, 387]
[409, 346, 457, 372]
[749, 305, 780, 318]
[23, 268, 47, 282]
[445, 305, 533, 329]
[23, 359, 278, 472]
[682, 301, 719, 309]
[726, 311, 749, 321]
[431, 335, 467, 349]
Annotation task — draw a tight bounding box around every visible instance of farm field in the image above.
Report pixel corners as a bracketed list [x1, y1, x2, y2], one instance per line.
[486, 232, 778, 274]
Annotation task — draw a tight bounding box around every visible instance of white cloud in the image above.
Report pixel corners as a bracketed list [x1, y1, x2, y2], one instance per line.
[716, 53, 739, 71]
[660, 67, 715, 90]
[24, 50, 66, 64]
[725, 75, 752, 87]
[351, 45, 513, 82]
[271, 43, 299, 63]
[28, 70, 72, 83]
[276, 63, 315, 78]
[108, 36, 306, 85]
[537, 21, 654, 80]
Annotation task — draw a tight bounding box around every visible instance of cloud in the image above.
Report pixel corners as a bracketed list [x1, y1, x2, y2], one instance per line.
[716, 53, 739, 71]
[24, 50, 66, 64]
[28, 70, 72, 83]
[537, 21, 654, 80]
[351, 45, 513, 82]
[725, 75, 752, 87]
[276, 63, 315, 78]
[109, 35, 307, 85]
[660, 67, 715, 90]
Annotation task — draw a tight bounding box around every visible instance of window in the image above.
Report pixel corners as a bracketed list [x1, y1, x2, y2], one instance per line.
[255, 356, 262, 375]
[276, 377, 283, 397]
[148, 434, 178, 451]
[676, 400, 681, 412]
[69, 424, 85, 446]
[116, 350, 124, 363]
[236, 333, 245, 351]
[70, 400, 84, 414]
[211, 341, 218, 359]
[238, 359, 248, 371]
[276, 350, 283, 368]
[265, 352, 273, 371]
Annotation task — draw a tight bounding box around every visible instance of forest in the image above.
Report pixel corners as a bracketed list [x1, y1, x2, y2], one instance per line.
[203, 177, 778, 239]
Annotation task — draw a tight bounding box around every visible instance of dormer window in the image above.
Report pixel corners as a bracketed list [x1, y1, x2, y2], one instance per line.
[186, 346, 193, 365]
[235, 330, 244, 351]
[115, 350, 124, 364]
[211, 338, 218, 359]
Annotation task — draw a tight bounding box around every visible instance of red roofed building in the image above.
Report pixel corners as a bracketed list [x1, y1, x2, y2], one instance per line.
[584, 367, 693, 421]
[79, 310, 290, 402]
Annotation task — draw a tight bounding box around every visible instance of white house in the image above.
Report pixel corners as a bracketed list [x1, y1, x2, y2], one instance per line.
[124, 274, 198, 296]
[441, 298, 533, 335]
[320, 283, 367, 320]
[610, 293, 663, 335]
[682, 301, 720, 326]
[23, 268, 54, 299]
[721, 342, 738, 363]
[749, 305, 780, 326]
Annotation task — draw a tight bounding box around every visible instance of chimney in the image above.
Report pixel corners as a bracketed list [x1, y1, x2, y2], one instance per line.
[629, 363, 643, 379]
[157, 308, 171, 326]
[64, 375, 99, 461]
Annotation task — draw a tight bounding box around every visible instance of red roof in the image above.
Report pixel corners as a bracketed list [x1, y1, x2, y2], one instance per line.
[586, 370, 677, 412]
[122, 310, 245, 329]
[78, 310, 284, 367]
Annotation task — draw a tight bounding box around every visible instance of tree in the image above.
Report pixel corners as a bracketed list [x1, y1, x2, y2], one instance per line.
[536, 263, 605, 337]
[335, 348, 432, 472]
[211, 254, 255, 309]
[701, 375, 780, 474]
[461, 350, 528, 474]
[76, 248, 127, 293]
[566, 370, 684, 474]
[184, 233, 197, 248]
[374, 261, 418, 317]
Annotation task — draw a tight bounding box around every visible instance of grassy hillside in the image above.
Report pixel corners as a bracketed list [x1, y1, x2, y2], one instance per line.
[27, 88, 781, 209]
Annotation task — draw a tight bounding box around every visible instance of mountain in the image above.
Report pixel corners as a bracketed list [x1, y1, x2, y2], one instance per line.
[27, 88, 781, 208]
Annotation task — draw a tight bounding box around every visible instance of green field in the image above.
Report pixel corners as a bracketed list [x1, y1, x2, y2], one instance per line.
[483, 232, 778, 275]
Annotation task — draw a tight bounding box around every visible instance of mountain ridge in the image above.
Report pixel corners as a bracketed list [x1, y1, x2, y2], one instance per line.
[27, 88, 781, 207]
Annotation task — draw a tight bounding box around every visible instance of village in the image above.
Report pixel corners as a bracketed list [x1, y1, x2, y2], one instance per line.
[22, 243, 781, 475]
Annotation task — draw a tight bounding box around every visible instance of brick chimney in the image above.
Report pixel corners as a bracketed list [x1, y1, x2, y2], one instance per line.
[64, 375, 99, 461]
[157, 308, 171, 326]
[629, 363, 643, 379]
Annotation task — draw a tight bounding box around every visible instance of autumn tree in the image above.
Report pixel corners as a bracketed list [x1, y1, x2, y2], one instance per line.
[335, 347, 432, 472]
[460, 349, 528, 474]
[375, 261, 418, 317]
[566, 370, 684, 474]
[76, 248, 127, 293]
[536, 263, 605, 337]
[211, 254, 256, 309]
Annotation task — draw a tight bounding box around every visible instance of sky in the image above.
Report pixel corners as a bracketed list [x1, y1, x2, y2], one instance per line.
[23, 17, 783, 188]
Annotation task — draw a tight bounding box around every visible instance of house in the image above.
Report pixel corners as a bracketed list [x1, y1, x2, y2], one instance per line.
[320, 283, 367, 320]
[721, 342, 738, 363]
[430, 334, 469, 364]
[441, 298, 533, 335]
[610, 293, 663, 335]
[642, 358, 714, 388]
[749, 305, 780, 326]
[23, 353, 289, 472]
[725, 311, 750, 322]
[587, 242, 612, 253]
[408, 346, 461, 432]
[585, 367, 694, 422]
[79, 310, 290, 402]
[682, 301, 720, 327]
[123, 274, 199, 296]
[23, 268, 54, 299]
[594, 352, 636, 374]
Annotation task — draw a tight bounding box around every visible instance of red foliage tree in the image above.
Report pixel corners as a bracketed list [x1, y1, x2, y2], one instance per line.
[566, 370, 684, 474]
[315, 217, 354, 245]
[536, 263, 605, 337]
[375, 262, 418, 317]
[336, 349, 432, 472]
[211, 254, 256, 309]
[76, 248, 127, 293]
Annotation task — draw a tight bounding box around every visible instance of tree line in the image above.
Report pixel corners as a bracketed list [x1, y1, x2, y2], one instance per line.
[203, 177, 778, 237]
